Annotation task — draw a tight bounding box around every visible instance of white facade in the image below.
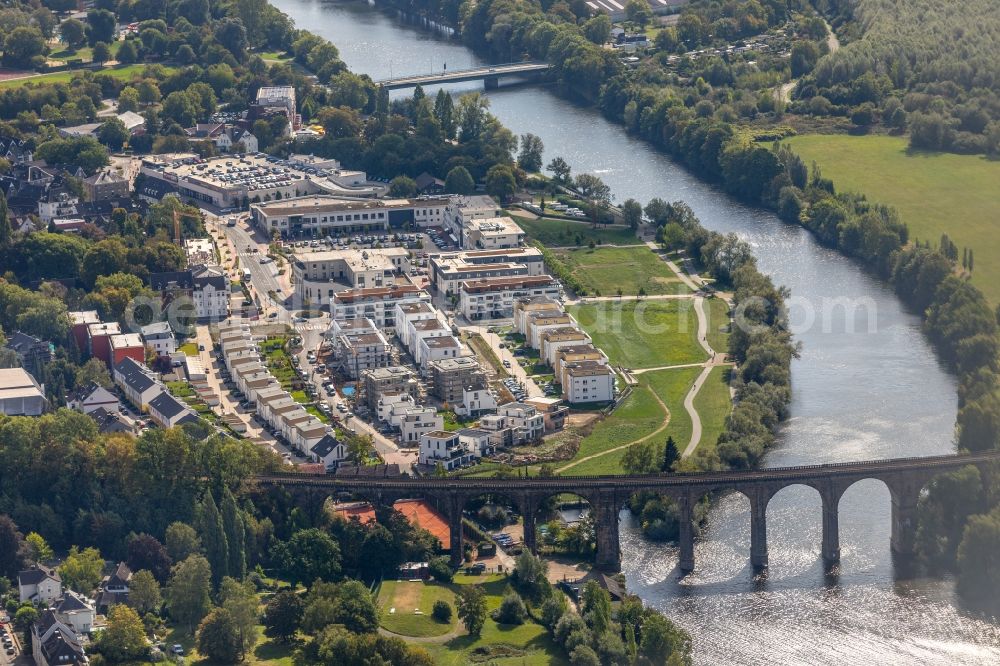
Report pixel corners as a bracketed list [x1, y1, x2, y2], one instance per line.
[67, 385, 120, 415]
[399, 408, 444, 444]
[417, 335, 463, 370]
[460, 276, 563, 321]
[563, 361, 615, 404]
[332, 286, 430, 331]
[418, 430, 473, 470]
[454, 387, 498, 417]
[18, 567, 62, 603]
[192, 266, 230, 320]
[140, 322, 177, 356]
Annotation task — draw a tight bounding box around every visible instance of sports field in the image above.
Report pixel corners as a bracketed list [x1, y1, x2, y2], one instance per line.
[786, 134, 1000, 304]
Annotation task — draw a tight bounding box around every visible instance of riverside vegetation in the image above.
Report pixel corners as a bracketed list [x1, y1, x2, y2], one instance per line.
[374, 0, 1000, 602]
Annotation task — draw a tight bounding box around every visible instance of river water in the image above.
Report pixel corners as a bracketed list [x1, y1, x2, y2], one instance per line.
[272, 1, 1000, 661]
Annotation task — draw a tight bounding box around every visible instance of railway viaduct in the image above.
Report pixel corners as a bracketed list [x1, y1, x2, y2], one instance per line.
[256, 450, 1000, 573]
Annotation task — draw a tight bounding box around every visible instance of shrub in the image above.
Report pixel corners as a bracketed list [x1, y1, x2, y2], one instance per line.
[432, 600, 452, 622]
[492, 590, 526, 625]
[428, 557, 453, 583]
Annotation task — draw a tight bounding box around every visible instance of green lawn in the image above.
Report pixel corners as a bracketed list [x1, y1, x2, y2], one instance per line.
[568, 300, 707, 369]
[174, 624, 297, 665]
[48, 41, 122, 63]
[691, 366, 732, 455]
[706, 297, 731, 356]
[552, 246, 688, 296]
[423, 575, 568, 666]
[785, 133, 1000, 304]
[566, 367, 701, 475]
[178, 342, 199, 356]
[378, 580, 457, 638]
[512, 214, 637, 247]
[0, 64, 162, 90]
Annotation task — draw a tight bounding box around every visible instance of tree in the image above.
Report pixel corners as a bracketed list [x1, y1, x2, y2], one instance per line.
[60, 546, 104, 593]
[432, 600, 452, 622]
[86, 9, 116, 46]
[512, 551, 549, 601]
[221, 488, 246, 581]
[197, 607, 242, 663]
[127, 533, 171, 583]
[0, 192, 11, 249]
[92, 41, 111, 64]
[662, 436, 680, 472]
[25, 532, 53, 564]
[165, 522, 201, 562]
[637, 611, 689, 663]
[625, 0, 653, 28]
[547, 157, 572, 185]
[264, 590, 303, 641]
[957, 506, 1000, 602]
[72, 359, 110, 390]
[518, 133, 544, 172]
[445, 166, 475, 194]
[790, 41, 820, 78]
[96, 604, 147, 662]
[98, 117, 129, 151]
[456, 585, 487, 636]
[581, 580, 612, 635]
[272, 528, 341, 587]
[166, 554, 212, 632]
[14, 606, 38, 631]
[60, 19, 87, 50]
[428, 556, 453, 583]
[570, 645, 602, 666]
[583, 14, 612, 45]
[485, 164, 516, 202]
[493, 590, 526, 625]
[621, 198, 643, 230]
[2, 27, 47, 68]
[389, 176, 418, 198]
[128, 569, 162, 615]
[196, 491, 228, 587]
[434, 90, 455, 138]
[0, 515, 24, 579]
[219, 577, 259, 660]
[117, 40, 138, 64]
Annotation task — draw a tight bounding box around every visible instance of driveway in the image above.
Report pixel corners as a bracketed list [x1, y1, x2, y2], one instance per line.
[461, 324, 544, 399]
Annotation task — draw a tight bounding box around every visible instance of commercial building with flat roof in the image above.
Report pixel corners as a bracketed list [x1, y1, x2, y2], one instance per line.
[0, 368, 46, 416]
[331, 284, 430, 331]
[292, 247, 410, 303]
[251, 195, 447, 236]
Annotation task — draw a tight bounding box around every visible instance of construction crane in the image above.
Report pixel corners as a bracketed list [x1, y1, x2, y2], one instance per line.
[172, 209, 202, 245]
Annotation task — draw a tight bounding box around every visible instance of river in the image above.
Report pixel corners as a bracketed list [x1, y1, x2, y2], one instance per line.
[271, 1, 1000, 662]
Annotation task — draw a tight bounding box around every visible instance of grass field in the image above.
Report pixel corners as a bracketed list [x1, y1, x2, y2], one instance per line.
[566, 367, 701, 475]
[378, 580, 457, 638]
[552, 246, 688, 296]
[706, 297, 731, 356]
[691, 366, 733, 455]
[512, 215, 637, 247]
[785, 134, 1000, 304]
[423, 574, 567, 665]
[568, 300, 706, 369]
[0, 64, 163, 90]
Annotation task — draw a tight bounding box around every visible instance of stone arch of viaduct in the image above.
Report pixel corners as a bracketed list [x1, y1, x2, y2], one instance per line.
[256, 451, 1000, 574]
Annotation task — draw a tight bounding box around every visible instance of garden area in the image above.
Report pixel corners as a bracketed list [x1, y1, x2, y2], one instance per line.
[378, 580, 458, 638]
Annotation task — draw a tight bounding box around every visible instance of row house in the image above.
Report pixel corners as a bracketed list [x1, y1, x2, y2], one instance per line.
[67, 383, 120, 415]
[148, 391, 199, 429]
[109, 333, 145, 368]
[114, 358, 162, 410]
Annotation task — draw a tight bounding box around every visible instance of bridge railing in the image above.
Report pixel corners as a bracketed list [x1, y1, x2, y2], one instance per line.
[375, 61, 549, 84]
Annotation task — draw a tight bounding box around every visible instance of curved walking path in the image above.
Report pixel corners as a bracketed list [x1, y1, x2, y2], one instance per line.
[378, 624, 463, 644]
[555, 386, 672, 473]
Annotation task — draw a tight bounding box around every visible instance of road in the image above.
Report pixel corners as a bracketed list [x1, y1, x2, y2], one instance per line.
[221, 221, 288, 320]
[461, 324, 545, 399]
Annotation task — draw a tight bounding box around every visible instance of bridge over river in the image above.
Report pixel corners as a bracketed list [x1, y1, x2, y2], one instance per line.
[257, 450, 1000, 573]
[376, 61, 551, 91]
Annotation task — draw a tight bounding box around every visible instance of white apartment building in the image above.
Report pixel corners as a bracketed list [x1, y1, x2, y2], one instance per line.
[292, 247, 410, 303]
[562, 360, 616, 404]
[418, 430, 474, 470]
[252, 195, 447, 236]
[459, 275, 562, 320]
[140, 321, 177, 356]
[462, 216, 525, 249]
[454, 386, 498, 417]
[332, 284, 430, 331]
[444, 195, 502, 237]
[395, 301, 440, 349]
[417, 335, 463, 371]
[430, 247, 545, 295]
[192, 266, 231, 320]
